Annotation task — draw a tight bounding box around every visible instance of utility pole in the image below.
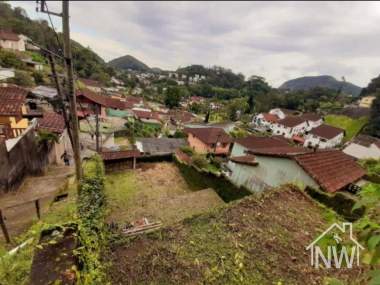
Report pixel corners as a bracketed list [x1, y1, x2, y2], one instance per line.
[46, 52, 74, 148]
[62, 1, 82, 180]
[95, 104, 100, 152]
[38, 1, 81, 181]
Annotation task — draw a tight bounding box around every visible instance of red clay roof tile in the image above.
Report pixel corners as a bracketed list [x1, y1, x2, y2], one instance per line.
[100, 150, 141, 161]
[309, 124, 344, 140]
[235, 135, 289, 150]
[184, 127, 231, 144]
[37, 112, 65, 134]
[294, 150, 365, 193]
[0, 86, 27, 116]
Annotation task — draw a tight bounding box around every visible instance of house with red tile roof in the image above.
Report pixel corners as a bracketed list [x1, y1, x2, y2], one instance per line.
[269, 108, 299, 120]
[76, 88, 133, 119]
[37, 112, 72, 165]
[78, 78, 103, 93]
[300, 113, 324, 131]
[0, 30, 25, 51]
[252, 113, 279, 131]
[0, 86, 29, 139]
[303, 124, 345, 149]
[133, 109, 161, 124]
[272, 116, 309, 138]
[184, 127, 232, 155]
[227, 137, 365, 193]
[343, 134, 380, 160]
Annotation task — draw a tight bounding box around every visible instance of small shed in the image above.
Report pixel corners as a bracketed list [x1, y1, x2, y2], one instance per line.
[100, 150, 141, 171]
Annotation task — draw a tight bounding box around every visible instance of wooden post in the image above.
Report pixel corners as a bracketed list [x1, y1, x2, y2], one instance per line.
[62, 1, 82, 181]
[95, 104, 100, 152]
[35, 200, 41, 220]
[133, 156, 136, 169]
[0, 209, 11, 243]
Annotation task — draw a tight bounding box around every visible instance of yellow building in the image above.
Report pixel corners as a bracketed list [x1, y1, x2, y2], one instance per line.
[359, 96, 376, 108]
[0, 86, 29, 138]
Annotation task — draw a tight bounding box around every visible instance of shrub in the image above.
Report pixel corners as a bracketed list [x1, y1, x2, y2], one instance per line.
[180, 145, 194, 156]
[192, 154, 208, 169]
[10, 70, 34, 87]
[77, 155, 108, 284]
[304, 186, 365, 221]
[32, 71, 45, 85]
[0, 49, 25, 68]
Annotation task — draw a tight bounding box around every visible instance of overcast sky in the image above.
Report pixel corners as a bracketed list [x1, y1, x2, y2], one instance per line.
[10, 1, 380, 87]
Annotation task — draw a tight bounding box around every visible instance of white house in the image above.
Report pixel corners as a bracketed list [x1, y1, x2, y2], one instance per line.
[343, 134, 380, 160]
[304, 124, 345, 149]
[300, 113, 323, 131]
[269, 108, 298, 120]
[272, 116, 308, 138]
[0, 30, 25, 51]
[252, 113, 279, 130]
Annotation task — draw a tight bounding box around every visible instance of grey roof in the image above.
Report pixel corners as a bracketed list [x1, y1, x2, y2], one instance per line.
[136, 138, 187, 155]
[31, 85, 58, 99]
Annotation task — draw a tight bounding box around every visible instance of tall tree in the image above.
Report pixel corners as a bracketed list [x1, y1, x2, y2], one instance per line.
[164, 86, 182, 108]
[361, 74, 380, 96]
[241, 76, 271, 113]
[366, 92, 380, 138]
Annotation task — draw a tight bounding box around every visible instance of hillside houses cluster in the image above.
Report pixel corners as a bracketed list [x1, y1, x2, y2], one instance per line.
[253, 108, 345, 149]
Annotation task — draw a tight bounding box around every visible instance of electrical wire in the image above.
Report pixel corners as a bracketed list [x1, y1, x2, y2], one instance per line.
[44, 1, 63, 56]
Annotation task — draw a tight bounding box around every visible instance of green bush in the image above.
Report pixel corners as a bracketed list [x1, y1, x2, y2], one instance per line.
[175, 159, 251, 202]
[180, 145, 194, 156]
[0, 49, 25, 69]
[359, 159, 380, 180]
[77, 155, 108, 284]
[10, 70, 34, 87]
[304, 186, 365, 221]
[192, 154, 208, 169]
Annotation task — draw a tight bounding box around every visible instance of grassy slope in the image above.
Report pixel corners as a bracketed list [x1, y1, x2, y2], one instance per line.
[104, 163, 224, 225]
[325, 115, 368, 141]
[107, 186, 366, 284]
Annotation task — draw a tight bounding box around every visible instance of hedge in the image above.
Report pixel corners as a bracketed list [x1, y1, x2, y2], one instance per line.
[304, 186, 365, 221]
[175, 158, 251, 202]
[77, 155, 108, 284]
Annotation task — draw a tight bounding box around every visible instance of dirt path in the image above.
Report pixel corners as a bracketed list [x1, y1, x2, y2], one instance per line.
[0, 165, 73, 242]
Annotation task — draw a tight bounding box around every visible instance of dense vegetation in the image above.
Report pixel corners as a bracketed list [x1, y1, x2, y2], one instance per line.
[0, 2, 114, 84]
[361, 74, 380, 138]
[77, 155, 108, 284]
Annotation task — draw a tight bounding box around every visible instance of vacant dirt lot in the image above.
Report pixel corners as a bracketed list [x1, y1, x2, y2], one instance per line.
[107, 186, 368, 285]
[105, 162, 224, 225]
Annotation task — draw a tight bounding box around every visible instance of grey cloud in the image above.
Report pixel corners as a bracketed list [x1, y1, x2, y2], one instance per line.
[11, 1, 380, 87]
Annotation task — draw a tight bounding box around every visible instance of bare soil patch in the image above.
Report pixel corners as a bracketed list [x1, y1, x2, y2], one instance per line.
[107, 186, 368, 285]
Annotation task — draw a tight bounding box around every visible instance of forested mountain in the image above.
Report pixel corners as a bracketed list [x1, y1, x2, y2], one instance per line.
[280, 75, 362, 97]
[177, 65, 245, 89]
[108, 55, 151, 72]
[0, 2, 114, 83]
